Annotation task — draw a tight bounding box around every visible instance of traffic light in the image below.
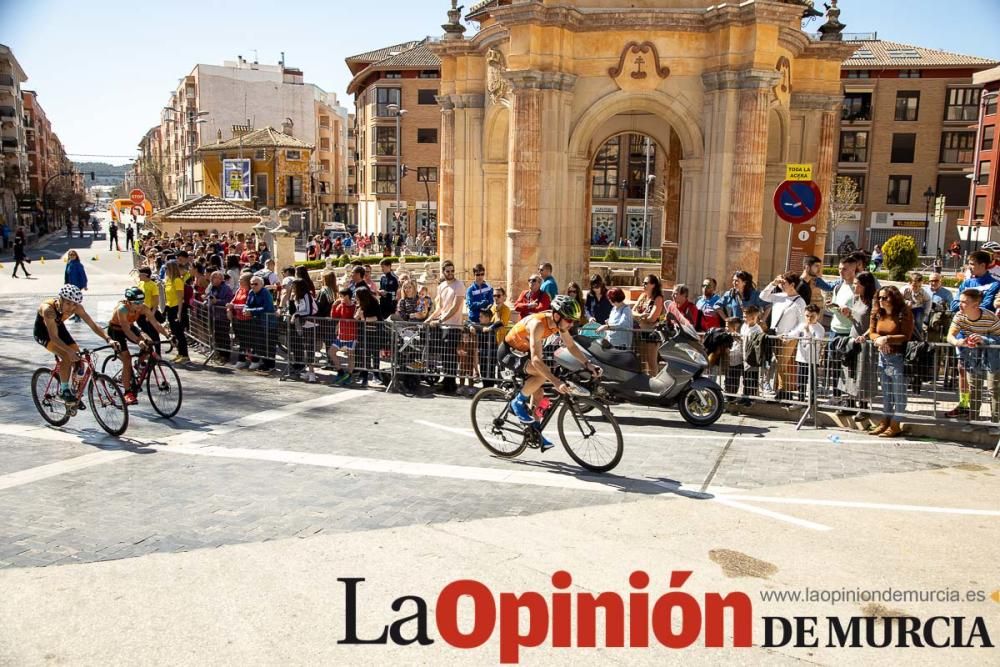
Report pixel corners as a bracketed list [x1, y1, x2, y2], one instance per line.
[89, 171, 96, 181]
[401, 164, 409, 178]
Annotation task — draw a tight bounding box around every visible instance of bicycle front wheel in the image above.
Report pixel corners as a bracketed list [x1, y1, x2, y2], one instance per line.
[101, 353, 125, 383]
[556, 397, 623, 473]
[146, 361, 182, 418]
[470, 388, 528, 458]
[31, 368, 70, 427]
[88, 373, 129, 436]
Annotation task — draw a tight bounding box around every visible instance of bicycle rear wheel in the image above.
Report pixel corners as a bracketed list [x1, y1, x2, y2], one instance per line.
[146, 361, 182, 418]
[556, 397, 623, 473]
[31, 368, 70, 427]
[88, 373, 129, 436]
[470, 388, 528, 458]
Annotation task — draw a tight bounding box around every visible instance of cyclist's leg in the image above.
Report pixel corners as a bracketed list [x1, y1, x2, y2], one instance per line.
[108, 327, 133, 389]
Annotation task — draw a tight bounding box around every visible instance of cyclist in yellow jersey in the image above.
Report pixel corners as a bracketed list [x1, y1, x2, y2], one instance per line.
[500, 295, 601, 450]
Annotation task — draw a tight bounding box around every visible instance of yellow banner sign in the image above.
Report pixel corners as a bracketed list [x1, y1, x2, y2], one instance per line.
[786, 163, 813, 181]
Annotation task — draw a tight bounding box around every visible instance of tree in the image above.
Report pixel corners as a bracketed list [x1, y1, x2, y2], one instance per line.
[828, 176, 860, 252]
[882, 234, 919, 281]
[135, 155, 170, 208]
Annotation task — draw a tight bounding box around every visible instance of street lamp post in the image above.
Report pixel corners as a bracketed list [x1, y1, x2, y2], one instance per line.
[164, 106, 209, 200]
[386, 103, 407, 234]
[922, 186, 935, 256]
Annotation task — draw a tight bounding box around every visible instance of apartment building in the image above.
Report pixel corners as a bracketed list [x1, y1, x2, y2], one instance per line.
[346, 39, 441, 237]
[969, 65, 999, 237]
[835, 39, 998, 254]
[145, 56, 351, 231]
[0, 43, 28, 229]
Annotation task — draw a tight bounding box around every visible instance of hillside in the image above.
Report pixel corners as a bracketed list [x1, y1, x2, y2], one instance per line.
[73, 161, 127, 187]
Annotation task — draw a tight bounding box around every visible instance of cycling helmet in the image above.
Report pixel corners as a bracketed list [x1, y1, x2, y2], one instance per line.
[58, 284, 84, 304]
[983, 241, 1000, 252]
[551, 294, 582, 321]
[124, 286, 145, 304]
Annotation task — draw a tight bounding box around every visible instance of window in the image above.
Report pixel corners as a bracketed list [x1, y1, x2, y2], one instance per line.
[417, 128, 438, 144]
[418, 89, 438, 105]
[894, 91, 919, 121]
[979, 161, 992, 186]
[286, 176, 303, 205]
[842, 92, 872, 121]
[626, 135, 656, 199]
[286, 150, 301, 160]
[319, 115, 330, 128]
[373, 126, 397, 156]
[319, 181, 329, 194]
[375, 88, 401, 117]
[320, 159, 330, 171]
[320, 137, 330, 151]
[945, 88, 981, 121]
[887, 175, 911, 205]
[419, 70, 439, 79]
[839, 131, 868, 162]
[375, 166, 396, 195]
[898, 69, 921, 78]
[254, 149, 266, 160]
[983, 126, 995, 151]
[974, 195, 987, 220]
[841, 173, 866, 204]
[936, 174, 970, 207]
[987, 96, 998, 117]
[384, 71, 402, 79]
[845, 70, 870, 79]
[940, 131, 975, 163]
[417, 167, 438, 182]
[255, 173, 268, 204]
[890, 133, 916, 163]
[591, 136, 619, 199]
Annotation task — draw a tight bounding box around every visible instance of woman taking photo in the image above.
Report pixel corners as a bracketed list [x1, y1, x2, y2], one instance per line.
[868, 285, 914, 437]
[585, 274, 612, 324]
[632, 274, 665, 374]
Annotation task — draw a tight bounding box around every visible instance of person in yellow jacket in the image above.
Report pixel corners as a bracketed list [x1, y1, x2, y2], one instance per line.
[163, 260, 189, 363]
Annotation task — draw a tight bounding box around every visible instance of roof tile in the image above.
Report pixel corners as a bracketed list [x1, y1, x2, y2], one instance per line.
[199, 126, 313, 152]
[152, 195, 260, 222]
[843, 40, 998, 68]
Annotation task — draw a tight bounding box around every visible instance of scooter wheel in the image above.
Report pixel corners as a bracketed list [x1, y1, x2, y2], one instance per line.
[678, 384, 724, 426]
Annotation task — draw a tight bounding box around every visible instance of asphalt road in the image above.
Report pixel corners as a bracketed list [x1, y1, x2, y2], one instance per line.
[0, 216, 998, 665]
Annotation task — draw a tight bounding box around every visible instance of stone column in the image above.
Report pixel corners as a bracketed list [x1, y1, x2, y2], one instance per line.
[791, 93, 843, 261]
[726, 70, 781, 277]
[436, 95, 457, 262]
[503, 72, 544, 298]
[660, 129, 683, 285]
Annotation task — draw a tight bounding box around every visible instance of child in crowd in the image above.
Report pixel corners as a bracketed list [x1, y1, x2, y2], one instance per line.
[457, 325, 479, 396]
[328, 286, 357, 386]
[740, 306, 764, 402]
[903, 272, 930, 332]
[787, 304, 826, 403]
[724, 317, 744, 397]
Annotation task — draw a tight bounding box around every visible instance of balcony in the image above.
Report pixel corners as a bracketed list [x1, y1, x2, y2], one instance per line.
[0, 105, 15, 119]
[841, 109, 872, 123]
[0, 73, 14, 88]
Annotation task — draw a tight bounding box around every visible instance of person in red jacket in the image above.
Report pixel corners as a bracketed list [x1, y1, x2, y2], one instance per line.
[513, 274, 551, 319]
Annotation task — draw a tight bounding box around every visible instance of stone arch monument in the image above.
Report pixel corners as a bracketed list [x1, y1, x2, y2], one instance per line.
[431, 0, 854, 292]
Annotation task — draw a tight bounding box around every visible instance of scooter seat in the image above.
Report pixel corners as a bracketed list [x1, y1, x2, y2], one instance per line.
[587, 341, 642, 373]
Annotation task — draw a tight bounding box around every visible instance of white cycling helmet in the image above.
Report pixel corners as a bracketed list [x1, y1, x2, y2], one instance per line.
[58, 284, 84, 304]
[983, 241, 1000, 252]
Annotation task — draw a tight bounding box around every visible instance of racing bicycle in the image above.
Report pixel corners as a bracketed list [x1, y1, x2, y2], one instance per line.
[470, 357, 624, 473]
[31, 346, 129, 436]
[101, 339, 183, 419]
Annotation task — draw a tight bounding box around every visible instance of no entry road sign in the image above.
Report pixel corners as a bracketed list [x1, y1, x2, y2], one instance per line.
[773, 180, 822, 224]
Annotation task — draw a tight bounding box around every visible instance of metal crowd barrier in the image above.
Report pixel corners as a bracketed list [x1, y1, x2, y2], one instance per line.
[182, 304, 1000, 454]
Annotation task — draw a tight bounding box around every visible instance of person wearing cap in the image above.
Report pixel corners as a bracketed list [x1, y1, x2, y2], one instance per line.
[983, 241, 1000, 281]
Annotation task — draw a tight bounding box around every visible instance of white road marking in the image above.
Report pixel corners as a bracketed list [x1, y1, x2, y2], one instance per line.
[150, 443, 626, 494]
[716, 494, 1000, 517]
[0, 451, 132, 492]
[413, 419, 476, 439]
[619, 431, 913, 445]
[0, 391, 363, 491]
[713, 497, 833, 531]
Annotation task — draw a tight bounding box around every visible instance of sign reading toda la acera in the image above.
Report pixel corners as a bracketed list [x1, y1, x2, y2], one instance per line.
[773, 180, 823, 224]
[785, 163, 813, 181]
[129, 189, 145, 205]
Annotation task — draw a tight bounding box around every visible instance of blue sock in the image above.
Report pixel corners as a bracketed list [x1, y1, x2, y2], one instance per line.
[60, 382, 70, 392]
[516, 392, 528, 402]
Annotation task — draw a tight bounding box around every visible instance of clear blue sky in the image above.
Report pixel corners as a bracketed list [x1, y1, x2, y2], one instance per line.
[2, 0, 998, 166]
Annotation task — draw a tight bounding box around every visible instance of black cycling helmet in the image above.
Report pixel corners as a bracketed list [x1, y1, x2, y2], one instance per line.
[550, 294, 581, 321]
[124, 286, 145, 304]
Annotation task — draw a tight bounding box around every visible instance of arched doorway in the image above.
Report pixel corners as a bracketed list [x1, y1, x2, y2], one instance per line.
[588, 132, 664, 255]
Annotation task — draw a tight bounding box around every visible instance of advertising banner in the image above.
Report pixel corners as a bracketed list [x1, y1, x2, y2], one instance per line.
[222, 159, 252, 201]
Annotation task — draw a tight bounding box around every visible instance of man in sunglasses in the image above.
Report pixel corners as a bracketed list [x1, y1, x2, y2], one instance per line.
[513, 274, 551, 319]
